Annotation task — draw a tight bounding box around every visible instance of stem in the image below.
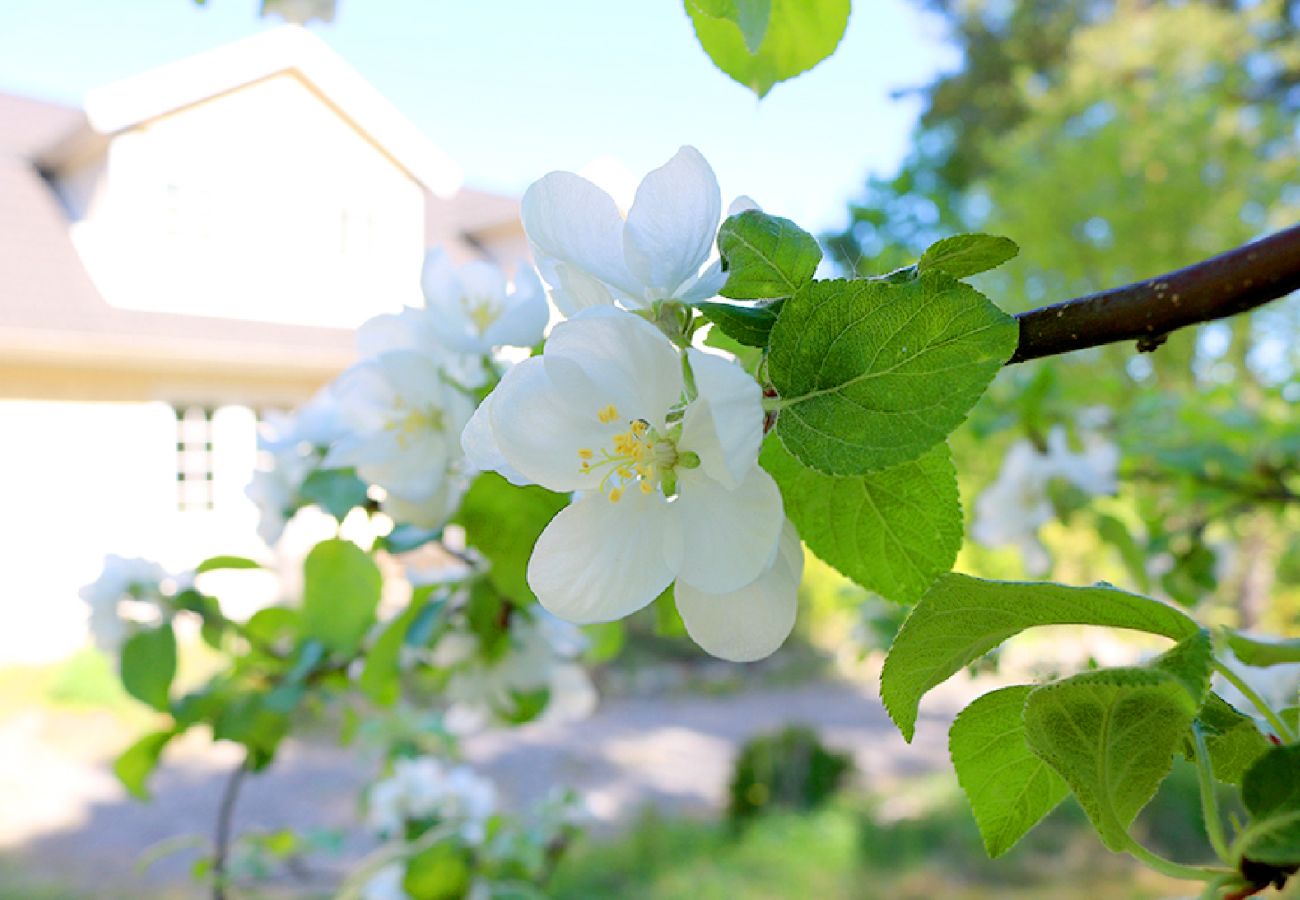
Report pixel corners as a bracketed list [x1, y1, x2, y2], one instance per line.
[212, 753, 250, 900]
[1120, 833, 1228, 882]
[1213, 661, 1297, 742]
[1008, 223, 1300, 364]
[1192, 722, 1231, 863]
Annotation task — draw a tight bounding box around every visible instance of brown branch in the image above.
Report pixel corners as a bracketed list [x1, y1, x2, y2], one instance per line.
[1008, 223, 1300, 364]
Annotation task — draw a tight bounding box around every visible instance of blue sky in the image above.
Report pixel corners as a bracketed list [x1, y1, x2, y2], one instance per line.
[0, 0, 956, 233]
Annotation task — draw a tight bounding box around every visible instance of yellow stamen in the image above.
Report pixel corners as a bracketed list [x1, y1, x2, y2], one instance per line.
[640, 481, 653, 494]
[609, 487, 623, 503]
[578, 448, 593, 459]
[597, 404, 620, 424]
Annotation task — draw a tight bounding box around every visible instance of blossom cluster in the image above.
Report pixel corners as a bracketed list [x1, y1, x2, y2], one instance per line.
[971, 423, 1120, 573]
[78, 554, 184, 652]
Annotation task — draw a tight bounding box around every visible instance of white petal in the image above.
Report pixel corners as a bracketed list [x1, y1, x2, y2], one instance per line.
[456, 259, 507, 301]
[527, 491, 680, 624]
[543, 307, 683, 426]
[483, 266, 549, 348]
[461, 389, 530, 486]
[728, 194, 761, 216]
[674, 465, 783, 594]
[522, 171, 642, 299]
[356, 311, 415, 357]
[623, 146, 721, 299]
[375, 350, 444, 408]
[680, 349, 763, 488]
[421, 249, 462, 308]
[532, 249, 618, 316]
[487, 357, 605, 492]
[676, 521, 802, 662]
[679, 258, 728, 304]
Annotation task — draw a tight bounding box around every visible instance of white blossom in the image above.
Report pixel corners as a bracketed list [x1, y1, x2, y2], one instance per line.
[972, 425, 1120, 574]
[419, 251, 548, 355]
[78, 555, 168, 652]
[521, 146, 728, 316]
[463, 306, 797, 661]
[435, 608, 598, 735]
[367, 757, 497, 845]
[324, 350, 475, 525]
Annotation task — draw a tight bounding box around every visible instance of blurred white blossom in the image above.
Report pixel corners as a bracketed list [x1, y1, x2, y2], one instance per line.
[368, 757, 497, 845]
[78, 555, 169, 652]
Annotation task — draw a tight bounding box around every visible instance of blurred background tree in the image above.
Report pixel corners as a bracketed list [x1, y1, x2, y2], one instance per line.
[822, 0, 1300, 639]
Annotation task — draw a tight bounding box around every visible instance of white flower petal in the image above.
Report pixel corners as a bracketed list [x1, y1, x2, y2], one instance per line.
[421, 249, 462, 308]
[623, 146, 721, 299]
[532, 249, 618, 316]
[680, 349, 763, 488]
[543, 307, 684, 426]
[522, 171, 642, 299]
[487, 357, 605, 492]
[679, 258, 728, 304]
[461, 390, 530, 486]
[527, 491, 680, 623]
[456, 259, 507, 301]
[356, 311, 413, 358]
[728, 194, 761, 216]
[483, 266, 549, 349]
[676, 521, 802, 662]
[674, 465, 783, 594]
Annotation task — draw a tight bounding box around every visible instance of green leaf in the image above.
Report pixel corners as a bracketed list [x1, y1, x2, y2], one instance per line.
[403, 842, 472, 900]
[300, 539, 382, 656]
[583, 621, 625, 665]
[686, 0, 850, 98]
[949, 685, 1069, 857]
[214, 694, 289, 763]
[717, 210, 821, 300]
[697, 300, 784, 348]
[300, 468, 369, 521]
[243, 607, 299, 647]
[1023, 668, 1198, 851]
[1149, 628, 1213, 706]
[918, 234, 1019, 279]
[194, 555, 262, 574]
[376, 524, 443, 554]
[1094, 514, 1150, 593]
[654, 585, 686, 637]
[119, 624, 178, 711]
[767, 275, 1018, 475]
[114, 729, 176, 800]
[1243, 745, 1300, 820]
[688, 0, 771, 52]
[1225, 631, 1300, 667]
[1186, 693, 1270, 785]
[760, 436, 960, 603]
[455, 473, 567, 603]
[360, 589, 436, 706]
[1235, 746, 1300, 866]
[881, 574, 1199, 741]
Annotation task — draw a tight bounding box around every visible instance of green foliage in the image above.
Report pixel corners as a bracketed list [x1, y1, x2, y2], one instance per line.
[119, 624, 177, 712]
[1023, 668, 1198, 851]
[1224, 632, 1300, 668]
[718, 210, 822, 301]
[455, 473, 567, 603]
[726, 726, 852, 825]
[881, 574, 1199, 741]
[1235, 746, 1300, 871]
[1186, 694, 1271, 786]
[360, 587, 442, 706]
[404, 842, 473, 900]
[685, 0, 849, 98]
[760, 437, 961, 603]
[299, 468, 369, 521]
[194, 555, 262, 574]
[949, 685, 1068, 857]
[113, 729, 176, 800]
[697, 300, 783, 349]
[767, 275, 1017, 475]
[918, 234, 1019, 280]
[301, 539, 381, 657]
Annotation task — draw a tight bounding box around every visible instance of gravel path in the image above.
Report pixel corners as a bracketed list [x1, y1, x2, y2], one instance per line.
[0, 675, 978, 896]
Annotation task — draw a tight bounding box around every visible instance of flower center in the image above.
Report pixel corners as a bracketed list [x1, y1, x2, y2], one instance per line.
[389, 403, 445, 448]
[578, 404, 677, 502]
[464, 297, 501, 335]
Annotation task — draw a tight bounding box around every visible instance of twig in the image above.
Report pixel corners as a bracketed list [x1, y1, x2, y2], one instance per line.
[213, 753, 250, 900]
[1009, 223, 1300, 363]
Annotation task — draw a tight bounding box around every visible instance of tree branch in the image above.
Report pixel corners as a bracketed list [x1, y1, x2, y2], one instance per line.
[1008, 223, 1300, 364]
[212, 753, 250, 900]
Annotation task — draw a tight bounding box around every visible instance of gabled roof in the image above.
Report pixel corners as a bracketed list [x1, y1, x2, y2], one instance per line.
[0, 153, 354, 377]
[82, 25, 462, 198]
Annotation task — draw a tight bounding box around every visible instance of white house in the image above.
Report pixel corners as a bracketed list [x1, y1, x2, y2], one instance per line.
[0, 27, 529, 663]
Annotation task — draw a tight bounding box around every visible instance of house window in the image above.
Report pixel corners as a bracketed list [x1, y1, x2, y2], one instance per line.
[176, 405, 215, 512]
